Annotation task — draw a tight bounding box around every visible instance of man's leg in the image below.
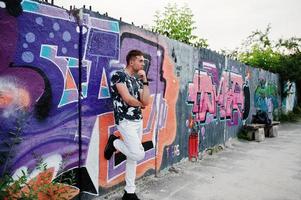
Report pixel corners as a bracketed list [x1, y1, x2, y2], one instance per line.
[114, 120, 144, 193]
[124, 158, 137, 193]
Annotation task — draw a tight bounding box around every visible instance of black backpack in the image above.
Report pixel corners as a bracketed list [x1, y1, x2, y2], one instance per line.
[252, 110, 271, 125]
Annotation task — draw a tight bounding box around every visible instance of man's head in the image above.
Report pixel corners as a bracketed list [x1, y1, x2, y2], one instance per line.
[126, 50, 145, 72]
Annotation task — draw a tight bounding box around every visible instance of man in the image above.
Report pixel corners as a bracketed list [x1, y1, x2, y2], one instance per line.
[104, 50, 150, 200]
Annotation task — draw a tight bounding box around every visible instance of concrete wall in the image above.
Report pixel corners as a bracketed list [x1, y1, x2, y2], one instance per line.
[0, 0, 281, 197]
[282, 81, 297, 113]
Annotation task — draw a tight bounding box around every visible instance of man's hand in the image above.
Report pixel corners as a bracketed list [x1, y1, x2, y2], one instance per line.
[137, 69, 150, 106]
[137, 70, 147, 82]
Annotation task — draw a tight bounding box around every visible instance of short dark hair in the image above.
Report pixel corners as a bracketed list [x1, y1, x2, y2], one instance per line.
[126, 50, 144, 65]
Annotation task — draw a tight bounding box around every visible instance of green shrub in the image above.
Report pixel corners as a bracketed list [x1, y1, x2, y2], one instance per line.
[237, 129, 250, 140]
[293, 106, 301, 115]
[280, 111, 299, 122]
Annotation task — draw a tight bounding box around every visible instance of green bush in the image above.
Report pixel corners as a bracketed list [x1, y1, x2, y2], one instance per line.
[237, 129, 250, 140]
[293, 106, 301, 114]
[280, 109, 301, 122]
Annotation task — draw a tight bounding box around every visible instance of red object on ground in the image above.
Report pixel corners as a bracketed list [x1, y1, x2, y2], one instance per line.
[188, 133, 199, 161]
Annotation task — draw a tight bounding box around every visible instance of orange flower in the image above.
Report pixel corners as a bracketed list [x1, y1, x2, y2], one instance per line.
[5, 168, 79, 200]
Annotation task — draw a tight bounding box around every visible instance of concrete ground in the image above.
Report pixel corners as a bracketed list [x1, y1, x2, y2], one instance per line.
[97, 122, 301, 200]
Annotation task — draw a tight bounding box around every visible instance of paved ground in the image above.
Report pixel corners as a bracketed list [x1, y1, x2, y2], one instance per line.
[97, 122, 301, 200]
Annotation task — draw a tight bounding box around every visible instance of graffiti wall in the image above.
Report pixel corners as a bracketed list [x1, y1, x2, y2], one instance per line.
[282, 80, 297, 113]
[0, 0, 281, 198]
[0, 0, 81, 197]
[251, 68, 281, 120]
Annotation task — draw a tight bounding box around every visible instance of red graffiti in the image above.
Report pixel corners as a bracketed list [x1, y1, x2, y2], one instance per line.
[188, 63, 244, 124]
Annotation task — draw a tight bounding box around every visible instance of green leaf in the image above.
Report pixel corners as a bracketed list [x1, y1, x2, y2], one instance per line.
[152, 3, 208, 48]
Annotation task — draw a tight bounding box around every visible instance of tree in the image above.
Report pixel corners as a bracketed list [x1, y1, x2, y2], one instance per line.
[152, 3, 208, 48]
[238, 45, 281, 72]
[227, 25, 301, 106]
[225, 25, 280, 71]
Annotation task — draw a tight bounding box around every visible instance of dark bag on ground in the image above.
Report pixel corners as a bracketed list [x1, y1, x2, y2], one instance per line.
[252, 110, 271, 125]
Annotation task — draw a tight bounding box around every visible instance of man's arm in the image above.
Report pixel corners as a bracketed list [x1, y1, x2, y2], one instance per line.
[139, 84, 150, 106]
[116, 83, 143, 107]
[138, 70, 150, 106]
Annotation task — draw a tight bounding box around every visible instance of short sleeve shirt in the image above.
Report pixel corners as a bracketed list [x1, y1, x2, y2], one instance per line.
[110, 69, 143, 124]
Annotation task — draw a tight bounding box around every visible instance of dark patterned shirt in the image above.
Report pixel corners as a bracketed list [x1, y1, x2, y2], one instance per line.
[110, 69, 143, 125]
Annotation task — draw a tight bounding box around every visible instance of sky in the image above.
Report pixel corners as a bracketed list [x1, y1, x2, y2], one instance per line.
[54, 0, 301, 51]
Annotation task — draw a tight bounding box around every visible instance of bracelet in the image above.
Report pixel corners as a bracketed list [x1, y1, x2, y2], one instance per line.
[143, 82, 149, 86]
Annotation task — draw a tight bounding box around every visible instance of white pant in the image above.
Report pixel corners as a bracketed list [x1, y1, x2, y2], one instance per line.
[113, 119, 145, 193]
